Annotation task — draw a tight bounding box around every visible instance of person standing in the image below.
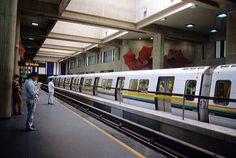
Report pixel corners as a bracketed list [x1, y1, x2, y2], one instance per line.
[12, 75, 23, 115]
[48, 78, 54, 105]
[24, 72, 39, 131]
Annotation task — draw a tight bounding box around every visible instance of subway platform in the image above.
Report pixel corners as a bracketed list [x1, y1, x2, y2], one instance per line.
[0, 90, 162, 158]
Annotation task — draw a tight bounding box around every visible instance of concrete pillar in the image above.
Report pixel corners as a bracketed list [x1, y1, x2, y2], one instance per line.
[152, 33, 164, 69]
[226, 10, 236, 64]
[0, 0, 18, 118]
[14, 14, 20, 75]
[120, 40, 129, 71]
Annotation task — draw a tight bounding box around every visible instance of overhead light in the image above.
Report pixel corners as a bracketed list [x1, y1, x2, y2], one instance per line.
[27, 46, 31, 48]
[32, 22, 39, 26]
[151, 37, 153, 40]
[185, 24, 195, 28]
[190, 4, 197, 9]
[210, 29, 218, 33]
[29, 37, 34, 40]
[139, 37, 142, 40]
[217, 13, 227, 18]
[160, 17, 167, 21]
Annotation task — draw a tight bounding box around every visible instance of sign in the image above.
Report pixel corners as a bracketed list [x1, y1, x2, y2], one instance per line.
[18, 60, 39, 67]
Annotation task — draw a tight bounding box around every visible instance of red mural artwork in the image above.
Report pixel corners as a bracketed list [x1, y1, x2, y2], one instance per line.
[123, 46, 153, 70]
[163, 49, 191, 68]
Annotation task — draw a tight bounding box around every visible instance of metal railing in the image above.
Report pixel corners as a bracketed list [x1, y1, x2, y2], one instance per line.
[55, 84, 236, 121]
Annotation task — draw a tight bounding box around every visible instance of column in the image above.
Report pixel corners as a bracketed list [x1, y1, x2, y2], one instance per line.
[14, 13, 20, 75]
[0, 0, 18, 118]
[120, 40, 130, 71]
[152, 33, 164, 69]
[226, 10, 236, 64]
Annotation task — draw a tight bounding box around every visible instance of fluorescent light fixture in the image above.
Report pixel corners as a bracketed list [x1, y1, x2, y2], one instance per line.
[160, 17, 167, 21]
[72, 51, 82, 56]
[185, 24, 195, 28]
[190, 4, 197, 9]
[217, 13, 227, 18]
[32, 22, 39, 26]
[29, 37, 34, 40]
[139, 37, 142, 40]
[27, 46, 31, 48]
[210, 29, 217, 33]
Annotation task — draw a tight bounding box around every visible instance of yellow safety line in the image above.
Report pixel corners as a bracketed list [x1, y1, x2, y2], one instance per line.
[53, 97, 146, 158]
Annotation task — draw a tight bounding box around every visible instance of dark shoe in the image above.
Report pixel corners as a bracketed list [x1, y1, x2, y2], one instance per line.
[31, 125, 35, 128]
[13, 112, 18, 115]
[18, 111, 24, 115]
[25, 127, 36, 131]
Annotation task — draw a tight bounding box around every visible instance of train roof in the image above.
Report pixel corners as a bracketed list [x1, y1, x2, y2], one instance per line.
[74, 66, 210, 78]
[214, 64, 236, 73]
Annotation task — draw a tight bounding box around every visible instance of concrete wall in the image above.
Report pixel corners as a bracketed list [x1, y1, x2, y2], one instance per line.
[69, 46, 122, 74]
[193, 33, 226, 66]
[164, 39, 199, 66]
[67, 0, 136, 22]
[67, 36, 228, 74]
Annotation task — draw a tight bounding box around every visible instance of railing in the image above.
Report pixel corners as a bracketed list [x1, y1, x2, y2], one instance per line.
[55, 84, 236, 121]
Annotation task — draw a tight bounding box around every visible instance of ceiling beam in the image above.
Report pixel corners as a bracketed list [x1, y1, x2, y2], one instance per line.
[61, 11, 139, 32]
[136, 2, 192, 29]
[37, 51, 73, 56]
[48, 32, 103, 44]
[143, 24, 209, 43]
[42, 44, 84, 52]
[59, 0, 71, 15]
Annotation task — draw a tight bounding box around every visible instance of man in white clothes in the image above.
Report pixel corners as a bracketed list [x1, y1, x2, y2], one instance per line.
[48, 78, 54, 105]
[24, 72, 39, 131]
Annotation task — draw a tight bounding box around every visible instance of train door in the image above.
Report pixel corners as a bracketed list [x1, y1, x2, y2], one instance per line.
[70, 78, 74, 90]
[115, 77, 125, 101]
[79, 77, 84, 92]
[155, 77, 174, 112]
[93, 77, 100, 96]
[75, 78, 80, 92]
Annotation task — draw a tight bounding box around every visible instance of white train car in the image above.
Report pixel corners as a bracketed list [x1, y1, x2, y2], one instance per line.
[209, 65, 236, 119]
[49, 64, 236, 128]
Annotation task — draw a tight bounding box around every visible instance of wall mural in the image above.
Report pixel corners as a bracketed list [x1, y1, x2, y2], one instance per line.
[123, 46, 153, 70]
[163, 49, 191, 68]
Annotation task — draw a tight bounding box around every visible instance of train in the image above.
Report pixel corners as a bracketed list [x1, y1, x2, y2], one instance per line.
[48, 64, 236, 128]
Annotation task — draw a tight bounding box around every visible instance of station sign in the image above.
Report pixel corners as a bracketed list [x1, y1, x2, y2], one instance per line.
[18, 60, 39, 67]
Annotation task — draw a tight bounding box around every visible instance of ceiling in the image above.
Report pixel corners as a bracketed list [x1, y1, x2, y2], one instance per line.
[19, 0, 236, 61]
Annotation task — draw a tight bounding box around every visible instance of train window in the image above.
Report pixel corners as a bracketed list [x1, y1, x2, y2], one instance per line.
[84, 79, 92, 86]
[138, 79, 149, 91]
[129, 79, 138, 90]
[107, 79, 113, 90]
[185, 80, 197, 101]
[76, 79, 80, 85]
[157, 77, 175, 94]
[101, 79, 113, 90]
[214, 80, 231, 105]
[101, 79, 107, 89]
